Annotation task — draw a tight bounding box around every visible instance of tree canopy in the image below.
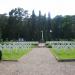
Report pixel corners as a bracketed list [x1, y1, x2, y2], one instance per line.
[0, 8, 75, 41]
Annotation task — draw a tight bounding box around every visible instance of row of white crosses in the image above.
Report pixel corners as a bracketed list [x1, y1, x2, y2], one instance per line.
[0, 41, 38, 51]
[46, 41, 75, 49]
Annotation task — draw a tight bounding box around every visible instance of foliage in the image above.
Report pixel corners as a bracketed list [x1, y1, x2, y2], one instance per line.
[46, 44, 52, 48]
[0, 8, 75, 41]
[0, 50, 2, 60]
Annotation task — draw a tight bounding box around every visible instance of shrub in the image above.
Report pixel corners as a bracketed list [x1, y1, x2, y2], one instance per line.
[0, 50, 2, 60]
[47, 44, 52, 48]
[45, 43, 48, 46]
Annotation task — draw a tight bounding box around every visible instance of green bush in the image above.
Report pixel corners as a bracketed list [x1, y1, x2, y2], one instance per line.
[47, 44, 52, 48]
[0, 50, 2, 60]
[45, 43, 48, 46]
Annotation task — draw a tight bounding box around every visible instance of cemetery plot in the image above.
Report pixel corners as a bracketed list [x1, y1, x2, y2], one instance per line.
[51, 48, 75, 61]
[0, 41, 38, 60]
[46, 41, 75, 61]
[2, 48, 32, 60]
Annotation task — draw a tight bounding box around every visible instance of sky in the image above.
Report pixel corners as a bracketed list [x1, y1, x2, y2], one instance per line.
[0, 0, 75, 18]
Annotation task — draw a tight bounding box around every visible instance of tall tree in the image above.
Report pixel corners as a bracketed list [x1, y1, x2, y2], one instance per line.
[7, 8, 28, 40]
[47, 12, 52, 40]
[52, 15, 63, 40]
[30, 10, 37, 41]
[0, 14, 8, 40]
[62, 15, 72, 40]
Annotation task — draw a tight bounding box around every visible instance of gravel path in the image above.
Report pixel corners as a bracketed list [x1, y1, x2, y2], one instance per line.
[0, 47, 75, 75]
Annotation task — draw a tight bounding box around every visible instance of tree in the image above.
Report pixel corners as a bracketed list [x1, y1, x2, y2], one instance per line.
[62, 15, 72, 40]
[7, 8, 29, 40]
[0, 14, 8, 40]
[30, 10, 37, 41]
[47, 12, 52, 40]
[0, 8, 75, 41]
[52, 15, 63, 40]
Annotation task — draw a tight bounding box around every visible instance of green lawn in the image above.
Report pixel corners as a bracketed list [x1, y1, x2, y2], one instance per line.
[51, 48, 75, 60]
[2, 48, 32, 60]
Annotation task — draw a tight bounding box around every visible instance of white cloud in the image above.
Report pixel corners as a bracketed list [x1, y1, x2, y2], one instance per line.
[0, 0, 75, 18]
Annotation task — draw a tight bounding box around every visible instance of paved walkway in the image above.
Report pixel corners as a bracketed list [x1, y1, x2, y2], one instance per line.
[0, 47, 75, 75]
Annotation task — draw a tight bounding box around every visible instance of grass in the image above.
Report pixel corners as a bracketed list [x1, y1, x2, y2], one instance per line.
[2, 48, 32, 61]
[51, 48, 75, 60]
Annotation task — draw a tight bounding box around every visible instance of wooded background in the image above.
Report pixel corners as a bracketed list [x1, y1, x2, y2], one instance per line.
[0, 8, 75, 41]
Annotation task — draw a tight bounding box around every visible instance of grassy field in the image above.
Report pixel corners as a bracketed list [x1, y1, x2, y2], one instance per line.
[51, 48, 75, 60]
[2, 48, 32, 60]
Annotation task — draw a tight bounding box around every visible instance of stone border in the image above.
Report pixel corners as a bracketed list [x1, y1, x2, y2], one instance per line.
[57, 58, 75, 62]
[2, 59, 18, 62]
[53, 54, 75, 62]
